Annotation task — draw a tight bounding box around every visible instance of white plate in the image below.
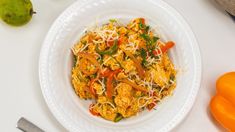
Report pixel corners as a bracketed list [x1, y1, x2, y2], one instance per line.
[39, 0, 202, 131]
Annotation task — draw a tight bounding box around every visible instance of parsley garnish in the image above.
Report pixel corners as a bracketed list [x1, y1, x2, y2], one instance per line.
[140, 48, 147, 67]
[140, 34, 159, 57]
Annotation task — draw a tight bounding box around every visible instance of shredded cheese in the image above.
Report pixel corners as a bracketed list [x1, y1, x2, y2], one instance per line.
[79, 43, 90, 52]
[102, 102, 116, 109]
[97, 78, 105, 95]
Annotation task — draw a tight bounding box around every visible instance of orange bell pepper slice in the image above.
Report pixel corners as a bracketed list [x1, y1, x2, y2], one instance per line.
[98, 68, 122, 99]
[152, 41, 175, 56]
[210, 72, 235, 131]
[123, 50, 145, 79]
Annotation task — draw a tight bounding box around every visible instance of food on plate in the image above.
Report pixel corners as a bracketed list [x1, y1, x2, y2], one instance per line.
[210, 72, 235, 131]
[0, 0, 35, 26]
[71, 18, 176, 122]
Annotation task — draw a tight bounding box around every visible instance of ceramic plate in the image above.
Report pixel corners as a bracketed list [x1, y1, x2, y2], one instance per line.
[39, 0, 202, 131]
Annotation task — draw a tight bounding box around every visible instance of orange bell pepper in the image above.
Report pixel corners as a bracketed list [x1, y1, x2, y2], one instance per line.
[152, 41, 175, 56]
[100, 68, 122, 99]
[210, 72, 235, 131]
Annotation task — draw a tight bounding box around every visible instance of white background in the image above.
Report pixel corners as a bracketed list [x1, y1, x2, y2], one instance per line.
[0, 0, 234, 131]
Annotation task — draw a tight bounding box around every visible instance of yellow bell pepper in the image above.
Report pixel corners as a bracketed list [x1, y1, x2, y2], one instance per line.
[210, 72, 235, 131]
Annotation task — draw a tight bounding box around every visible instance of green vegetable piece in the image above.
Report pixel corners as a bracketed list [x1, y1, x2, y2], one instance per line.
[140, 33, 159, 57]
[138, 21, 150, 33]
[145, 25, 150, 32]
[140, 34, 153, 52]
[0, 0, 35, 26]
[139, 22, 145, 29]
[96, 40, 118, 55]
[114, 114, 123, 122]
[140, 33, 151, 42]
[140, 48, 147, 66]
[152, 36, 159, 43]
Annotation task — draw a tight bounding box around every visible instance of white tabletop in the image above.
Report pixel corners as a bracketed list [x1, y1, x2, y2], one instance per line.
[0, 0, 234, 131]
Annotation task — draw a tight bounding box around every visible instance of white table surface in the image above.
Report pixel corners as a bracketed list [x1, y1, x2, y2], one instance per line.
[0, 0, 234, 131]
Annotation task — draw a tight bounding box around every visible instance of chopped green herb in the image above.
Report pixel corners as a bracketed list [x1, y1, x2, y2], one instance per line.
[139, 23, 145, 29]
[140, 33, 151, 42]
[139, 21, 150, 33]
[140, 33, 159, 57]
[152, 36, 159, 43]
[140, 48, 147, 67]
[145, 25, 150, 32]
